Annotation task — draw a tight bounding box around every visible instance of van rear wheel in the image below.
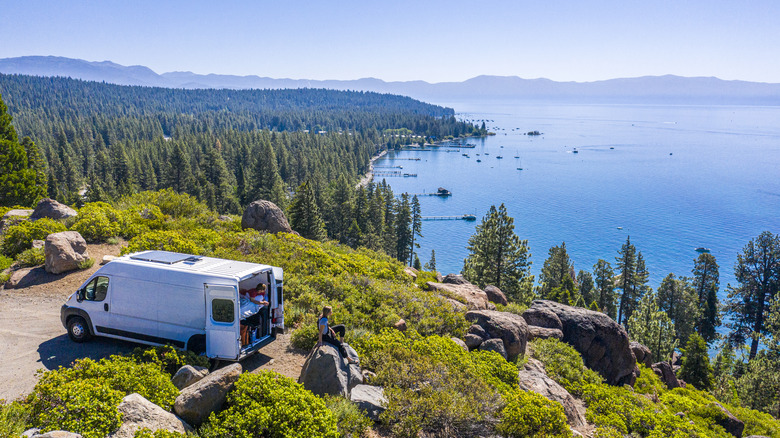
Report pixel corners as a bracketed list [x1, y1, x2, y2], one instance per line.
[67, 316, 91, 343]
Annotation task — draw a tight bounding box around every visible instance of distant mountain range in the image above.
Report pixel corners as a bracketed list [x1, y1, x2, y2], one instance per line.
[2, 55, 780, 105]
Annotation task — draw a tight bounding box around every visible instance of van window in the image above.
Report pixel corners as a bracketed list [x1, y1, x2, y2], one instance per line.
[212, 299, 234, 323]
[84, 276, 109, 301]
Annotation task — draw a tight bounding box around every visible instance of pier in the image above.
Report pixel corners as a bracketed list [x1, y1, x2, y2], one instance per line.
[410, 187, 452, 197]
[422, 214, 477, 221]
[373, 171, 417, 177]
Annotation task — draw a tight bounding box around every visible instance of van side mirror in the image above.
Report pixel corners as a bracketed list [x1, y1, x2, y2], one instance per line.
[77, 288, 85, 302]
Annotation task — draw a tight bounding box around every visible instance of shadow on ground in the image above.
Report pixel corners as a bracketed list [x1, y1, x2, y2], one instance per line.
[37, 334, 138, 370]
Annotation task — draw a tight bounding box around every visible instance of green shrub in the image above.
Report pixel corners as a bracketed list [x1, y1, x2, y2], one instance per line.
[494, 302, 528, 316]
[118, 189, 212, 219]
[122, 230, 202, 255]
[15, 247, 44, 267]
[27, 377, 123, 438]
[635, 364, 667, 396]
[1, 218, 66, 257]
[291, 323, 320, 350]
[133, 428, 188, 438]
[77, 258, 95, 269]
[531, 338, 603, 396]
[323, 395, 372, 438]
[581, 382, 655, 435]
[0, 401, 30, 438]
[0, 255, 13, 271]
[200, 371, 339, 438]
[71, 202, 122, 241]
[129, 345, 209, 376]
[496, 389, 571, 438]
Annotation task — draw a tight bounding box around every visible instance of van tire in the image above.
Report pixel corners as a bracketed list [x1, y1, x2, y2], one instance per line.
[67, 316, 91, 343]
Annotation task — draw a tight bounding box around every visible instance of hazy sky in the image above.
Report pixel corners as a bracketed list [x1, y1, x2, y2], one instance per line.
[2, 0, 779, 83]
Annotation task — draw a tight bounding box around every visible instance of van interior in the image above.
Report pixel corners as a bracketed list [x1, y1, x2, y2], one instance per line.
[238, 273, 272, 353]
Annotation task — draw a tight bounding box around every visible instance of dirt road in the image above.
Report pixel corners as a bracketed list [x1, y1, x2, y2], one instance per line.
[0, 242, 308, 402]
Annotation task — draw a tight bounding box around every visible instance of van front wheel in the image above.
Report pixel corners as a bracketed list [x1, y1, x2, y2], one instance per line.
[67, 316, 91, 343]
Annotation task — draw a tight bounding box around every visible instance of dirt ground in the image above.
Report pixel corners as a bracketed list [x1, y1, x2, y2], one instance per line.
[0, 242, 309, 402]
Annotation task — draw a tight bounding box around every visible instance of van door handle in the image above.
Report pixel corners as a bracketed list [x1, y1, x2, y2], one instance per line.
[104, 303, 109, 311]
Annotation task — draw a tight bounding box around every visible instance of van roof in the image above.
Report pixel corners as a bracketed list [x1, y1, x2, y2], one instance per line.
[114, 250, 276, 280]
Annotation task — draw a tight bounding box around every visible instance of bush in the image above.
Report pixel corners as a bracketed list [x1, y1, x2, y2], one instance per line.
[122, 230, 202, 255]
[531, 338, 603, 396]
[634, 364, 667, 396]
[71, 202, 122, 241]
[118, 189, 212, 219]
[0, 401, 30, 438]
[0, 255, 13, 271]
[77, 258, 95, 269]
[15, 247, 44, 267]
[291, 323, 320, 350]
[323, 395, 372, 438]
[494, 302, 528, 316]
[496, 389, 571, 438]
[128, 345, 209, 376]
[1, 218, 66, 257]
[133, 429, 188, 438]
[200, 371, 339, 438]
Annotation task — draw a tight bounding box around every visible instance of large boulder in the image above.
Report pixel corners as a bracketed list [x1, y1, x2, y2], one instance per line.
[110, 393, 193, 438]
[30, 432, 82, 438]
[241, 200, 292, 234]
[30, 198, 78, 220]
[44, 231, 90, 274]
[465, 310, 529, 359]
[519, 359, 587, 428]
[350, 385, 387, 422]
[630, 341, 653, 368]
[484, 285, 508, 306]
[451, 337, 468, 351]
[714, 403, 745, 438]
[1, 209, 33, 229]
[174, 363, 241, 427]
[171, 365, 209, 390]
[299, 344, 362, 398]
[442, 274, 470, 285]
[426, 280, 494, 310]
[479, 338, 507, 359]
[464, 333, 485, 350]
[527, 325, 564, 341]
[526, 300, 638, 386]
[521, 306, 563, 330]
[651, 361, 681, 389]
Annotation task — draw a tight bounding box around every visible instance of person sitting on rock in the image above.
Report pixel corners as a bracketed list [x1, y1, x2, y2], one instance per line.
[317, 305, 356, 364]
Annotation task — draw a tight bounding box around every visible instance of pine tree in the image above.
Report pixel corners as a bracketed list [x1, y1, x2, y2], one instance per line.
[326, 175, 355, 244]
[539, 242, 573, 298]
[628, 292, 678, 362]
[692, 253, 720, 343]
[577, 270, 595, 305]
[462, 204, 531, 302]
[616, 236, 638, 326]
[250, 139, 287, 209]
[711, 342, 738, 404]
[424, 249, 437, 271]
[408, 195, 422, 267]
[657, 273, 699, 346]
[678, 333, 713, 390]
[593, 259, 617, 319]
[0, 93, 47, 207]
[725, 231, 780, 359]
[288, 181, 326, 241]
[413, 253, 422, 270]
[395, 194, 412, 265]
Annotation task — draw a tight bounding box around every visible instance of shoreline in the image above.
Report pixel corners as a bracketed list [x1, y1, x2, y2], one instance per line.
[356, 149, 388, 188]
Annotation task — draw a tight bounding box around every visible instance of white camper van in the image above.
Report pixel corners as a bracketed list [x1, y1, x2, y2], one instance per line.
[60, 250, 284, 361]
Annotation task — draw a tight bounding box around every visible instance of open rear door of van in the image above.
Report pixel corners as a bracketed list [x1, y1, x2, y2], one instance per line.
[205, 284, 240, 360]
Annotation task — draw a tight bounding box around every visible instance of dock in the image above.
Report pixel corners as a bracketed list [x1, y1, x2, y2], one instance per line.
[374, 171, 417, 178]
[410, 187, 452, 197]
[422, 214, 477, 221]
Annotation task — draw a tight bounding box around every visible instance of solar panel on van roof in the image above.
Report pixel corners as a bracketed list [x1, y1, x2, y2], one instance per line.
[129, 251, 201, 265]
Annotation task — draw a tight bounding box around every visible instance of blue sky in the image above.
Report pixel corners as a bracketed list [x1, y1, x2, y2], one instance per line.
[2, 0, 779, 83]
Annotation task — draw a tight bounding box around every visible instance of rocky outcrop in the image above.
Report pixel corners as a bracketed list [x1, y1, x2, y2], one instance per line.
[44, 231, 89, 274]
[350, 385, 387, 421]
[174, 363, 241, 427]
[527, 325, 564, 341]
[465, 310, 529, 359]
[442, 274, 470, 285]
[630, 341, 653, 368]
[31, 239, 45, 249]
[526, 300, 638, 386]
[519, 359, 587, 428]
[479, 338, 507, 359]
[464, 333, 484, 349]
[403, 266, 418, 280]
[171, 365, 209, 390]
[5, 267, 37, 289]
[1, 209, 32, 229]
[426, 280, 494, 310]
[714, 403, 745, 438]
[651, 362, 681, 389]
[110, 393, 193, 438]
[521, 306, 563, 330]
[29, 198, 78, 221]
[299, 344, 362, 398]
[28, 432, 82, 438]
[241, 200, 292, 234]
[393, 319, 407, 331]
[484, 285, 508, 306]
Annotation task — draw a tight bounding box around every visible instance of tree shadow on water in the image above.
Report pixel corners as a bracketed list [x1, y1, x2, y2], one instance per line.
[37, 334, 138, 370]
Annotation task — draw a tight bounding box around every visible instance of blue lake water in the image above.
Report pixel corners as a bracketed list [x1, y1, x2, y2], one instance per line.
[376, 101, 780, 294]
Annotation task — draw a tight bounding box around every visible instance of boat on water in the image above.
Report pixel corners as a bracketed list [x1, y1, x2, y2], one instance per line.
[517, 168, 523, 170]
[617, 227, 623, 230]
[476, 159, 482, 162]
[573, 148, 579, 154]
[496, 156, 503, 159]
[484, 152, 490, 155]
[695, 247, 711, 253]
[610, 147, 615, 149]
[462, 153, 469, 157]
[462, 214, 477, 221]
